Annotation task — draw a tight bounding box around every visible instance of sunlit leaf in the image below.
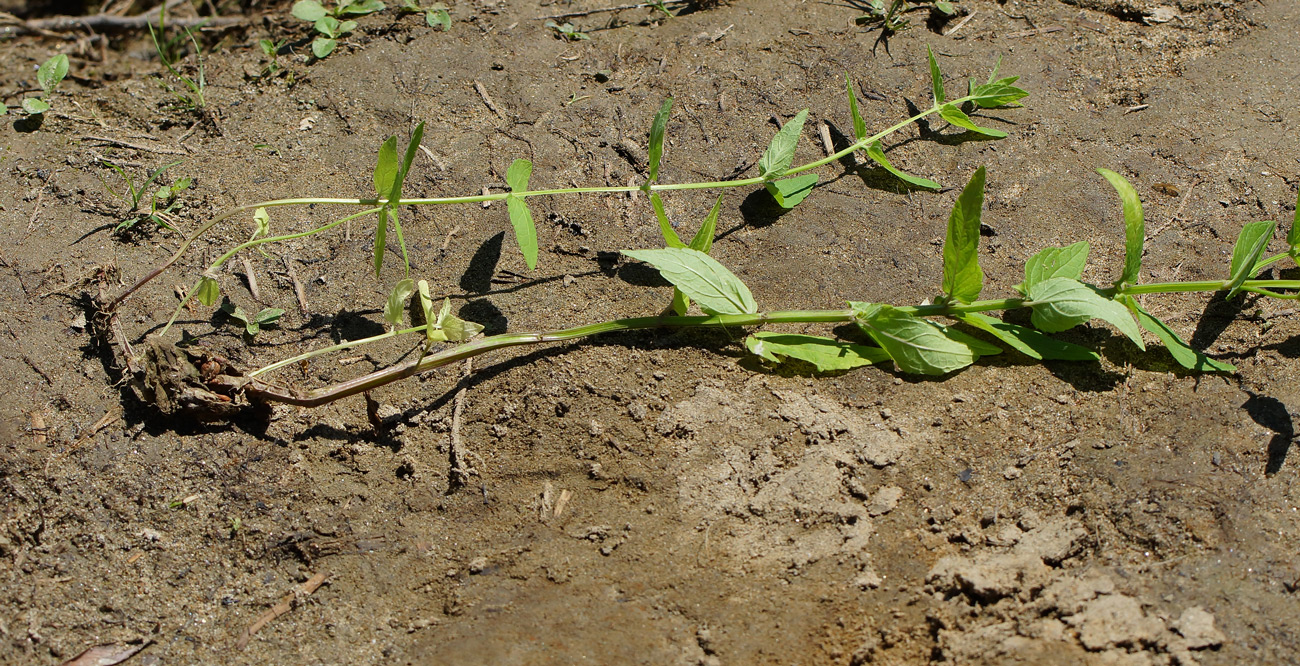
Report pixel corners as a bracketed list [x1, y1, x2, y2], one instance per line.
[1027, 277, 1144, 349]
[647, 98, 672, 183]
[1097, 168, 1144, 288]
[758, 109, 809, 178]
[1225, 220, 1276, 298]
[865, 141, 940, 189]
[746, 332, 890, 371]
[765, 174, 818, 209]
[622, 247, 757, 315]
[941, 166, 986, 303]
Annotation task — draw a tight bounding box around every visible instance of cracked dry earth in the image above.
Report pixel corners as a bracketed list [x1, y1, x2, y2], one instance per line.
[2, 0, 1300, 664]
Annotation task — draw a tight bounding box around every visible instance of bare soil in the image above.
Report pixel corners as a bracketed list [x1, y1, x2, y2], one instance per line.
[2, 0, 1299, 664]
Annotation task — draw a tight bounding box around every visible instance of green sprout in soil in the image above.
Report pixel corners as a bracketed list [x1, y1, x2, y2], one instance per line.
[220, 301, 285, 337]
[149, 6, 207, 111]
[545, 20, 591, 41]
[398, 0, 451, 30]
[293, 0, 385, 58]
[18, 53, 68, 117]
[98, 160, 191, 232]
[95, 50, 1295, 413]
[258, 38, 290, 77]
[857, 0, 957, 34]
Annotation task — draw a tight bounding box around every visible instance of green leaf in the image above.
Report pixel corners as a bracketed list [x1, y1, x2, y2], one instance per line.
[955, 312, 1100, 361]
[373, 207, 387, 275]
[292, 0, 328, 21]
[416, 280, 441, 343]
[195, 276, 220, 307]
[1225, 220, 1277, 298]
[1096, 168, 1144, 288]
[436, 298, 484, 342]
[340, 0, 385, 15]
[315, 16, 340, 37]
[746, 332, 890, 371]
[1127, 299, 1234, 372]
[506, 196, 538, 270]
[426, 5, 451, 30]
[935, 1, 955, 14]
[970, 82, 1029, 109]
[622, 247, 757, 315]
[21, 98, 49, 115]
[1027, 277, 1145, 350]
[864, 141, 940, 189]
[384, 278, 415, 326]
[374, 136, 399, 198]
[506, 159, 532, 193]
[851, 302, 979, 375]
[927, 45, 944, 105]
[758, 109, 809, 178]
[311, 36, 337, 59]
[650, 193, 685, 248]
[765, 173, 818, 209]
[338, 20, 358, 34]
[647, 98, 672, 183]
[845, 75, 867, 142]
[670, 288, 690, 316]
[1018, 241, 1089, 294]
[941, 166, 986, 303]
[393, 121, 424, 201]
[689, 194, 723, 253]
[37, 54, 68, 94]
[938, 104, 1007, 138]
[254, 308, 285, 326]
[939, 324, 1002, 357]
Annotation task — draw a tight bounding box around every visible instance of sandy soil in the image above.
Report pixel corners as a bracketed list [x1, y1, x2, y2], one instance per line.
[2, 0, 1299, 664]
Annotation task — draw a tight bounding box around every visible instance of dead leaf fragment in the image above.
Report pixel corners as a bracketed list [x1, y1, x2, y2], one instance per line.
[61, 641, 152, 666]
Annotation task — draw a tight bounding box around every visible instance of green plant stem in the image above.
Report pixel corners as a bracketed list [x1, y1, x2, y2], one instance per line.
[110, 96, 984, 313]
[239, 274, 1300, 407]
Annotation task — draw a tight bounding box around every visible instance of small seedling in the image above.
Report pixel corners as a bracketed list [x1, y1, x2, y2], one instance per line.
[293, 0, 384, 57]
[220, 301, 285, 336]
[545, 20, 590, 41]
[857, 0, 956, 34]
[258, 38, 289, 76]
[99, 161, 190, 232]
[19, 54, 68, 116]
[149, 12, 207, 110]
[398, 0, 451, 30]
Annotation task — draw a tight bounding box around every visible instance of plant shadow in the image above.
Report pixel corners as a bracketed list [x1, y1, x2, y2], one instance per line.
[460, 231, 504, 293]
[1243, 392, 1294, 476]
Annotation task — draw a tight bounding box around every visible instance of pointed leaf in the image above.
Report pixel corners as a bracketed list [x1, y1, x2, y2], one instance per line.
[22, 98, 49, 115]
[746, 332, 890, 371]
[311, 37, 336, 59]
[254, 308, 285, 326]
[1018, 241, 1089, 294]
[374, 136, 399, 199]
[622, 247, 757, 315]
[955, 312, 1100, 361]
[765, 174, 818, 209]
[37, 54, 68, 94]
[1127, 299, 1234, 372]
[689, 194, 723, 253]
[670, 288, 690, 316]
[758, 109, 809, 178]
[1097, 168, 1144, 287]
[416, 280, 441, 343]
[506, 196, 538, 270]
[393, 122, 425, 201]
[1027, 277, 1145, 350]
[1225, 220, 1276, 298]
[851, 302, 978, 375]
[314, 16, 340, 37]
[427, 7, 452, 30]
[506, 159, 532, 193]
[846, 75, 867, 142]
[389, 206, 410, 274]
[195, 276, 220, 307]
[384, 278, 415, 326]
[927, 45, 945, 105]
[865, 141, 940, 189]
[647, 98, 672, 183]
[650, 193, 685, 248]
[970, 82, 1029, 109]
[437, 298, 484, 341]
[941, 166, 986, 303]
[939, 104, 1007, 138]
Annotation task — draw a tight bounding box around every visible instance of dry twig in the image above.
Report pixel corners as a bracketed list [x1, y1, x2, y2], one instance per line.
[236, 571, 329, 649]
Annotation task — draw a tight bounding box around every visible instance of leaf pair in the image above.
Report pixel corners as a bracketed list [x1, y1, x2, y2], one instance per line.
[384, 278, 483, 342]
[852, 302, 1000, 375]
[927, 47, 1013, 138]
[22, 54, 68, 115]
[399, 0, 451, 30]
[505, 159, 539, 270]
[758, 110, 819, 209]
[650, 195, 724, 314]
[372, 122, 425, 276]
[222, 302, 285, 337]
[844, 75, 940, 190]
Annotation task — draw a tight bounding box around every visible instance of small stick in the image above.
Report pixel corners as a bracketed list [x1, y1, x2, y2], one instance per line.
[1004, 26, 1063, 38]
[26, 189, 44, 233]
[943, 10, 977, 37]
[82, 135, 187, 156]
[481, 187, 492, 209]
[236, 571, 329, 649]
[473, 81, 505, 120]
[285, 259, 308, 315]
[240, 257, 262, 303]
[818, 121, 834, 157]
[1124, 104, 1150, 114]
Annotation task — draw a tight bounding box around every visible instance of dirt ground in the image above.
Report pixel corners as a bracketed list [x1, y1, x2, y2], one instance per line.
[2, 0, 1299, 663]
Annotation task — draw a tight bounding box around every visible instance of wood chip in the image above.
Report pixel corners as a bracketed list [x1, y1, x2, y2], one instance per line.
[61, 641, 153, 666]
[1005, 25, 1063, 38]
[236, 571, 329, 649]
[474, 81, 505, 120]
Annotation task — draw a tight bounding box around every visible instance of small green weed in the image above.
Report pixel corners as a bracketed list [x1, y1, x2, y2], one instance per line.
[398, 0, 451, 30]
[149, 8, 207, 111]
[856, 0, 956, 34]
[293, 0, 385, 58]
[99, 160, 190, 232]
[220, 301, 285, 337]
[545, 20, 590, 41]
[18, 54, 68, 116]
